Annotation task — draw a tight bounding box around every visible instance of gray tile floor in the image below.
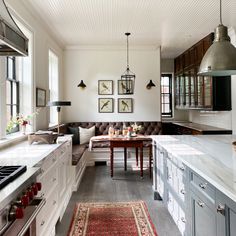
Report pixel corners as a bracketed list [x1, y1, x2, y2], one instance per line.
[56, 165, 181, 236]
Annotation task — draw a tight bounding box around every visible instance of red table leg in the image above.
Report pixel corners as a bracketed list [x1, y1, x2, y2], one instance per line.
[124, 147, 127, 171]
[110, 147, 114, 177]
[140, 146, 143, 178]
[136, 148, 138, 166]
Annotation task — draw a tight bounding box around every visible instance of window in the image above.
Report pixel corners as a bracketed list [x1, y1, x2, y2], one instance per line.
[49, 50, 59, 126]
[161, 74, 172, 117]
[6, 57, 19, 131]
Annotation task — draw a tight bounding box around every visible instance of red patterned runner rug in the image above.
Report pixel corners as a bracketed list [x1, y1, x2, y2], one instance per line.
[67, 201, 158, 236]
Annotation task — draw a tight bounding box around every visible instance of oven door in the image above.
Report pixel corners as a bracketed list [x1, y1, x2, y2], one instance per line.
[3, 198, 45, 236]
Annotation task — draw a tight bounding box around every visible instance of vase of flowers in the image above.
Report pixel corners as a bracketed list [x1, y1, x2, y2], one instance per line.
[131, 122, 142, 135]
[6, 110, 40, 134]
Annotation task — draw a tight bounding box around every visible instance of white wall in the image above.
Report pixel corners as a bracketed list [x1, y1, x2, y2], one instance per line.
[6, 0, 64, 130]
[63, 47, 161, 122]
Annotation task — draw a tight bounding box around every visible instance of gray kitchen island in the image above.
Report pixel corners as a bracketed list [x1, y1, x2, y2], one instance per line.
[152, 135, 236, 236]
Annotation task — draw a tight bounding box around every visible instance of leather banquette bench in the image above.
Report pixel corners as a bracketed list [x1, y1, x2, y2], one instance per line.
[51, 121, 162, 190]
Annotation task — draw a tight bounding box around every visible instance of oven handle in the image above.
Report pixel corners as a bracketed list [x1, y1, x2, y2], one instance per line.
[17, 197, 46, 236]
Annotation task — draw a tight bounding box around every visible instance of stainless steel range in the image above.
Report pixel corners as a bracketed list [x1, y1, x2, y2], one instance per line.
[0, 165, 45, 236]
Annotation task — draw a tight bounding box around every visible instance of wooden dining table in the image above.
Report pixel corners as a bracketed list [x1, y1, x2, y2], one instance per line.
[108, 136, 152, 178]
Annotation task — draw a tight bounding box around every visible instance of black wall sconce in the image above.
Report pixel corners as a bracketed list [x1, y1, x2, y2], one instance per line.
[146, 80, 156, 89]
[77, 80, 86, 88]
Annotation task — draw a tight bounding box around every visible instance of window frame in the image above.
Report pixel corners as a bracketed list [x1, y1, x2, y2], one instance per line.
[161, 73, 173, 118]
[6, 57, 20, 132]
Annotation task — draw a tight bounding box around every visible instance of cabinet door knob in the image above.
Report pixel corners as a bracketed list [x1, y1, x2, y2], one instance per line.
[180, 166, 185, 171]
[181, 217, 186, 223]
[197, 201, 205, 208]
[180, 189, 186, 195]
[41, 220, 45, 226]
[199, 183, 207, 189]
[217, 204, 225, 215]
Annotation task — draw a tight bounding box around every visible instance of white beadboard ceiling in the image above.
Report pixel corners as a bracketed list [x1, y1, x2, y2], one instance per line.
[22, 0, 236, 58]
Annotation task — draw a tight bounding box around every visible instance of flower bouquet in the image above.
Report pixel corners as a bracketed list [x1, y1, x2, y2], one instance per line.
[6, 110, 40, 134]
[131, 122, 142, 134]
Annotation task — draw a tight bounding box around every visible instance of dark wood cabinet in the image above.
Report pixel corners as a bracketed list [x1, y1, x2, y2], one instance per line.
[174, 33, 231, 111]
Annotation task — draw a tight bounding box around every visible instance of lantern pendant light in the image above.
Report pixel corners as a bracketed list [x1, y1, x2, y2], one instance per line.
[121, 32, 135, 94]
[198, 0, 236, 76]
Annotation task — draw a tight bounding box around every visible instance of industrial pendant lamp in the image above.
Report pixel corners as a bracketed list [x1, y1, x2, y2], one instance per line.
[121, 32, 135, 94]
[198, 0, 236, 76]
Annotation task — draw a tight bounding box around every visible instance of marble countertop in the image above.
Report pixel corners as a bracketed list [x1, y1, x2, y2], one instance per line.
[0, 138, 69, 208]
[172, 122, 232, 132]
[152, 135, 236, 203]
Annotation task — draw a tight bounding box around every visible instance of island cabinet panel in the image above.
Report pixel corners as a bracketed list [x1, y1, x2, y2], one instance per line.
[190, 191, 218, 236]
[174, 32, 231, 111]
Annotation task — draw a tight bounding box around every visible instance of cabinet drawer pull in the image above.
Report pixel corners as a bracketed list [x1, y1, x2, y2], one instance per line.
[217, 204, 225, 215]
[180, 189, 186, 195]
[181, 217, 186, 223]
[199, 183, 207, 189]
[41, 220, 45, 226]
[53, 200, 57, 205]
[180, 166, 185, 171]
[197, 201, 205, 208]
[168, 175, 172, 180]
[53, 177, 57, 182]
[40, 193, 45, 197]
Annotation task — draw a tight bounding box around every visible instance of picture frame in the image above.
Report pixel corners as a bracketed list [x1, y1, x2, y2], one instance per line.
[36, 88, 46, 107]
[118, 80, 133, 95]
[118, 98, 133, 113]
[98, 98, 114, 113]
[98, 80, 113, 95]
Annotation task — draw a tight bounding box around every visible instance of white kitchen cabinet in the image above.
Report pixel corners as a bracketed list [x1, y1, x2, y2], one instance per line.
[36, 138, 72, 236]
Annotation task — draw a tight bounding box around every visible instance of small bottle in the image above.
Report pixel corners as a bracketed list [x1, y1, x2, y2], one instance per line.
[108, 126, 114, 137]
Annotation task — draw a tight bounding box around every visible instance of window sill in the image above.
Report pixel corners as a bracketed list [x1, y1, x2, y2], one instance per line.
[0, 132, 27, 149]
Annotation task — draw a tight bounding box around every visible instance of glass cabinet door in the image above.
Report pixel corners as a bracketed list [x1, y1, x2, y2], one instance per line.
[175, 76, 180, 107]
[180, 75, 185, 107]
[204, 77, 212, 108]
[197, 76, 204, 107]
[189, 69, 196, 107]
[185, 74, 190, 107]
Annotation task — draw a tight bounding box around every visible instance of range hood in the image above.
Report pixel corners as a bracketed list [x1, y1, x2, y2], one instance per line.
[0, 0, 28, 56]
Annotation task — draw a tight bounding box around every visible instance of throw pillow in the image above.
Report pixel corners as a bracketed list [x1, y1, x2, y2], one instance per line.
[79, 126, 95, 144]
[68, 127, 80, 144]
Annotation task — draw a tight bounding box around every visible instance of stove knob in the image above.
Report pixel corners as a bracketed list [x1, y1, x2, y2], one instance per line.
[21, 195, 29, 207]
[27, 188, 34, 200]
[36, 182, 42, 191]
[32, 184, 38, 195]
[9, 206, 24, 220]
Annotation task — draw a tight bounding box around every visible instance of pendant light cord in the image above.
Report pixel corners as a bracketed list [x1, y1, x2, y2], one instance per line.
[220, 0, 222, 25]
[126, 34, 129, 68]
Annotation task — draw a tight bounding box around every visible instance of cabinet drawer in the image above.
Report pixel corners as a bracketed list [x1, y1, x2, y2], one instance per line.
[36, 186, 59, 236]
[39, 152, 57, 176]
[190, 171, 215, 204]
[37, 165, 58, 198]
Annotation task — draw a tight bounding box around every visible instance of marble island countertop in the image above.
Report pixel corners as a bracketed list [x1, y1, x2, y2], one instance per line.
[152, 135, 236, 203]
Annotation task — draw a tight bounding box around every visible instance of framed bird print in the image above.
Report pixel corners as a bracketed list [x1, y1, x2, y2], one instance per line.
[118, 98, 133, 113]
[98, 80, 113, 95]
[98, 98, 114, 113]
[118, 80, 133, 95]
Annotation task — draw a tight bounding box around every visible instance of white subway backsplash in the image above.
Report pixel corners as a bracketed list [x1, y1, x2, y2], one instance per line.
[189, 110, 232, 130]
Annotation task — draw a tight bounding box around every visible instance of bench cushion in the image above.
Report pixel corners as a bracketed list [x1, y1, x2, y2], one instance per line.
[72, 144, 87, 165]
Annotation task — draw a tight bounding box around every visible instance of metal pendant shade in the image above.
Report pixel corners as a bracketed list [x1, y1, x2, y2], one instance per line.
[198, 0, 236, 76]
[121, 32, 135, 94]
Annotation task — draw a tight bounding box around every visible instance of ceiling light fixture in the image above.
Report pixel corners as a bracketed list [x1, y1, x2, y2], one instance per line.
[121, 32, 135, 94]
[198, 0, 236, 76]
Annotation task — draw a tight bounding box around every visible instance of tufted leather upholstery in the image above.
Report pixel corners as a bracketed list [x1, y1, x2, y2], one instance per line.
[51, 121, 162, 166]
[62, 121, 162, 136]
